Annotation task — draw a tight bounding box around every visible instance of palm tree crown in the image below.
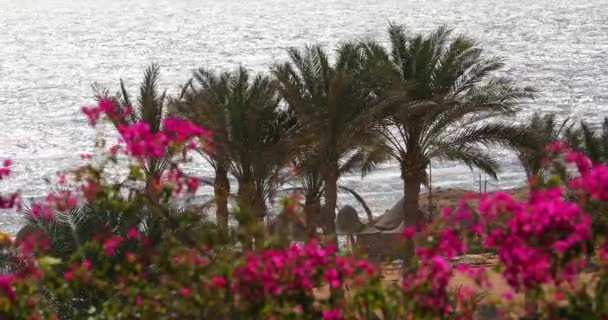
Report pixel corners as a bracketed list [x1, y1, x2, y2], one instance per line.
[272, 44, 386, 234]
[365, 24, 535, 227]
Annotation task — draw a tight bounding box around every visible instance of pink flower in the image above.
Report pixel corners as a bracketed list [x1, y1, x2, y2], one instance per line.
[103, 236, 124, 257]
[186, 177, 199, 194]
[322, 308, 343, 320]
[64, 271, 73, 281]
[46, 190, 78, 212]
[126, 228, 139, 240]
[545, 140, 567, 153]
[83, 259, 92, 270]
[478, 186, 591, 291]
[31, 203, 54, 220]
[180, 287, 192, 297]
[565, 151, 592, 173]
[0, 160, 11, 180]
[0, 274, 16, 301]
[82, 106, 102, 126]
[431, 256, 450, 273]
[98, 99, 118, 115]
[232, 241, 374, 303]
[17, 232, 50, 256]
[324, 268, 341, 288]
[401, 226, 417, 239]
[118, 122, 168, 159]
[212, 276, 227, 289]
[162, 117, 210, 143]
[0, 192, 20, 209]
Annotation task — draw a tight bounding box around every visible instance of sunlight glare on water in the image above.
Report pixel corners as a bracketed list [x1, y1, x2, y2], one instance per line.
[1, 0, 607, 232]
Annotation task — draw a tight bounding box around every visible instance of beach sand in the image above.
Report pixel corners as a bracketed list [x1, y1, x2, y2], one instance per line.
[417, 185, 530, 216]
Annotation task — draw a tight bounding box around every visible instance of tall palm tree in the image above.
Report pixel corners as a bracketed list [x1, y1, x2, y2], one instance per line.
[191, 67, 297, 221]
[272, 44, 386, 235]
[170, 71, 232, 229]
[364, 24, 534, 227]
[93, 64, 170, 183]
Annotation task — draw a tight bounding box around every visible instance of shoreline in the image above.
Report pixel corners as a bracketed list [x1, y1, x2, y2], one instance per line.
[416, 185, 529, 215]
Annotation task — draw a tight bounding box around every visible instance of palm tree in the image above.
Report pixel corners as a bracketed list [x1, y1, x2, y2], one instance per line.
[170, 71, 232, 229]
[365, 24, 534, 227]
[570, 117, 608, 164]
[92, 64, 171, 184]
[515, 112, 576, 178]
[194, 67, 297, 222]
[272, 44, 386, 235]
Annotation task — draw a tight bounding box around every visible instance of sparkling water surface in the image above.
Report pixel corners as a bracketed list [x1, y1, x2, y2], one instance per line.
[1, 0, 607, 233]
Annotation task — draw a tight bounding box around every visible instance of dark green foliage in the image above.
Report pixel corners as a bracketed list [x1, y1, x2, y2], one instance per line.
[360, 23, 534, 227]
[272, 44, 387, 234]
[515, 112, 576, 178]
[176, 67, 299, 221]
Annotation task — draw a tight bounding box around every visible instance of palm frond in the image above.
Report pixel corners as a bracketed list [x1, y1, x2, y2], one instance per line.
[338, 185, 374, 224]
[436, 145, 500, 179]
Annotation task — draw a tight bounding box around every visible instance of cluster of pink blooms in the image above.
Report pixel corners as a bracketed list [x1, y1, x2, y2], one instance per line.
[232, 240, 376, 303]
[401, 220, 469, 314]
[567, 151, 608, 202]
[0, 275, 16, 301]
[117, 117, 211, 159]
[163, 117, 212, 145]
[0, 160, 20, 209]
[0, 232, 51, 301]
[82, 100, 132, 126]
[63, 260, 93, 282]
[82, 100, 211, 160]
[117, 122, 169, 159]
[321, 308, 343, 320]
[478, 188, 591, 290]
[399, 146, 596, 308]
[30, 190, 79, 220]
[149, 167, 201, 198]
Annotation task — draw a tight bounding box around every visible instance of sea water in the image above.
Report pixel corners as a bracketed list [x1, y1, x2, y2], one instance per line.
[1, 0, 607, 233]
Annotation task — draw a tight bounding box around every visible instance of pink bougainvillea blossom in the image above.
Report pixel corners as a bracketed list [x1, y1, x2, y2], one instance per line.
[118, 122, 168, 159]
[232, 240, 376, 303]
[322, 308, 343, 320]
[104, 236, 124, 257]
[478, 187, 591, 291]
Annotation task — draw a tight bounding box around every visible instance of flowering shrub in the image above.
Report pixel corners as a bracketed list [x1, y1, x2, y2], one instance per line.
[0, 101, 607, 319]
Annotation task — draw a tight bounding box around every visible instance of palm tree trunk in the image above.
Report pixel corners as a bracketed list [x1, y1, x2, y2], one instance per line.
[237, 181, 266, 219]
[214, 166, 230, 229]
[322, 172, 338, 237]
[304, 195, 321, 238]
[401, 161, 424, 266]
[237, 180, 266, 250]
[403, 176, 422, 226]
[401, 165, 423, 227]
